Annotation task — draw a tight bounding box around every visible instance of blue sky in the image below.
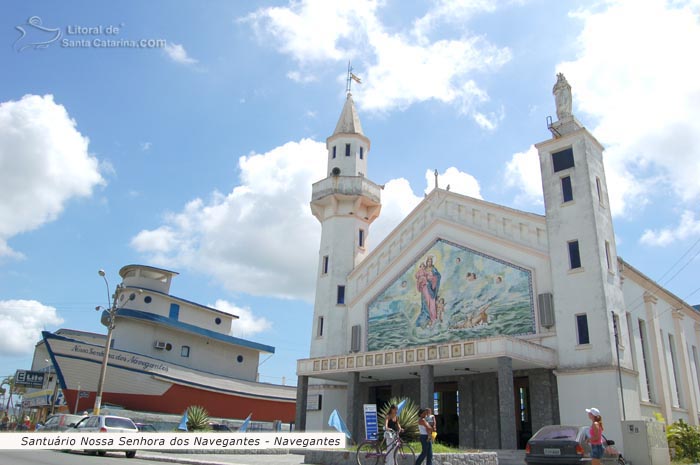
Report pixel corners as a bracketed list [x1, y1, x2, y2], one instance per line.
[1, 0, 700, 388]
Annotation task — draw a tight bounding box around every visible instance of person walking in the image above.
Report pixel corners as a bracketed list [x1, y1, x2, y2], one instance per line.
[384, 405, 402, 465]
[586, 407, 604, 465]
[415, 408, 434, 465]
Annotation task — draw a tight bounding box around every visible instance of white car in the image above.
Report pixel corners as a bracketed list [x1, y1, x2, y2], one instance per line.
[73, 414, 138, 458]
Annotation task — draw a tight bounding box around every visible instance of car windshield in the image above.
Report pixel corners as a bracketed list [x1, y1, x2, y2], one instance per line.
[532, 426, 580, 440]
[105, 417, 136, 429]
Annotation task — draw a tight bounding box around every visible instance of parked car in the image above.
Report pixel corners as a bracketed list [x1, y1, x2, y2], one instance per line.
[525, 425, 626, 465]
[39, 413, 87, 432]
[135, 423, 157, 432]
[73, 414, 139, 458]
[209, 422, 233, 432]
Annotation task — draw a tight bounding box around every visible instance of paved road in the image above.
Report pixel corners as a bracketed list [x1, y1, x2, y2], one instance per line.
[2, 450, 154, 465]
[0, 450, 308, 465]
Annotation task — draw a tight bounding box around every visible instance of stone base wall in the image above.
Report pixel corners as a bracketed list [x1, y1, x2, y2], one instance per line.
[304, 450, 498, 465]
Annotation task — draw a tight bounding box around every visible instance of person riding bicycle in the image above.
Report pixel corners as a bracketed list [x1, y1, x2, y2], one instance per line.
[384, 405, 403, 465]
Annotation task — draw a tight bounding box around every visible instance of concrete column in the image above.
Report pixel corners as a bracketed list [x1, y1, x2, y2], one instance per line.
[457, 375, 475, 449]
[295, 375, 308, 431]
[645, 293, 673, 422]
[673, 310, 698, 424]
[419, 365, 434, 409]
[346, 372, 361, 441]
[529, 369, 556, 434]
[497, 357, 517, 449]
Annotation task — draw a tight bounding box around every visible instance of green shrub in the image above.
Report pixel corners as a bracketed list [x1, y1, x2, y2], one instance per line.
[186, 405, 211, 432]
[377, 397, 420, 442]
[668, 419, 700, 461]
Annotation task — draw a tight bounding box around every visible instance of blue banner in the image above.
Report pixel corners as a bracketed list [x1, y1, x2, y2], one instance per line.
[363, 404, 378, 441]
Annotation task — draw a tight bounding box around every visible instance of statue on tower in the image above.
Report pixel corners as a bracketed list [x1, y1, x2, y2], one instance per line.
[553, 73, 572, 120]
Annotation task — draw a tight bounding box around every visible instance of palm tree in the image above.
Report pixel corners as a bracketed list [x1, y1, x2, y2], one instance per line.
[377, 397, 420, 442]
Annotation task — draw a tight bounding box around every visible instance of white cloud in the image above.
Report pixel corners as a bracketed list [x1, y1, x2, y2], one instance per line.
[244, 0, 511, 120]
[131, 137, 484, 301]
[0, 95, 104, 257]
[557, 0, 700, 215]
[287, 71, 318, 83]
[140, 142, 152, 151]
[131, 138, 327, 301]
[640, 210, 700, 247]
[213, 299, 272, 337]
[504, 145, 543, 207]
[424, 167, 482, 198]
[0, 300, 63, 356]
[164, 43, 198, 65]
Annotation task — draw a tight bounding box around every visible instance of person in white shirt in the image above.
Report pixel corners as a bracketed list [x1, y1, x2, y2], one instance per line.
[416, 408, 434, 465]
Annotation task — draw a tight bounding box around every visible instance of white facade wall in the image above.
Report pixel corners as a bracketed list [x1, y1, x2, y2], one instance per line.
[621, 269, 700, 425]
[113, 319, 259, 380]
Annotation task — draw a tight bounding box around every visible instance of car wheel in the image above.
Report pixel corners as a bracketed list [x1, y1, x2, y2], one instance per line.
[97, 450, 106, 457]
[126, 450, 136, 458]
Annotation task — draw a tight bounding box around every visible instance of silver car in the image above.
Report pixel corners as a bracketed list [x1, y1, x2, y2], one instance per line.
[73, 414, 138, 458]
[525, 425, 626, 465]
[40, 413, 86, 432]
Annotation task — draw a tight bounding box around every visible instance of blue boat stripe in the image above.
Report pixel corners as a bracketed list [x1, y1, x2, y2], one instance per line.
[115, 308, 275, 353]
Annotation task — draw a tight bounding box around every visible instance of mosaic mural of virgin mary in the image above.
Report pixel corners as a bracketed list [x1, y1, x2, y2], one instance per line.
[415, 256, 441, 327]
[367, 239, 535, 351]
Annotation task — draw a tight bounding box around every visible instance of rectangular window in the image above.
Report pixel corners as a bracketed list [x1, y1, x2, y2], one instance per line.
[360, 147, 364, 159]
[568, 240, 582, 269]
[552, 148, 575, 172]
[358, 229, 365, 248]
[692, 346, 700, 401]
[626, 312, 637, 371]
[345, 143, 351, 156]
[669, 333, 683, 407]
[337, 285, 345, 305]
[317, 316, 324, 337]
[332, 146, 336, 159]
[638, 319, 655, 401]
[576, 314, 590, 345]
[561, 176, 573, 202]
[181, 346, 190, 357]
[596, 177, 603, 203]
[605, 241, 612, 271]
[322, 255, 329, 275]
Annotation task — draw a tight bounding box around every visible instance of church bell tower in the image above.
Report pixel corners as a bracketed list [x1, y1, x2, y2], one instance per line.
[309, 91, 382, 359]
[536, 74, 639, 440]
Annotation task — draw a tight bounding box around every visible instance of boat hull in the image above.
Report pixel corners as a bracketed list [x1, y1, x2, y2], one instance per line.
[42, 331, 296, 422]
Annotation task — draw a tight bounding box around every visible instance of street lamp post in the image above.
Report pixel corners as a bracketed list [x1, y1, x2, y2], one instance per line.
[93, 269, 120, 416]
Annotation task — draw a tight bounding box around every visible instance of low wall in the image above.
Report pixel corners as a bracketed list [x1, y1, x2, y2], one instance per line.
[304, 450, 498, 465]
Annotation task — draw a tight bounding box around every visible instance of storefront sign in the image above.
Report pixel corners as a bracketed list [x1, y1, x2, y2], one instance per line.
[15, 370, 45, 388]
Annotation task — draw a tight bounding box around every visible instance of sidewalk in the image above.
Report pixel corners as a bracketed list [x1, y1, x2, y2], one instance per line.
[134, 451, 307, 465]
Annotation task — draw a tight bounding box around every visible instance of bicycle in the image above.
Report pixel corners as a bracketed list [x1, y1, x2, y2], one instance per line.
[356, 431, 416, 465]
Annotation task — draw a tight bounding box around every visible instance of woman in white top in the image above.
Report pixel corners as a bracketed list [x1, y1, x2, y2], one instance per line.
[415, 408, 434, 465]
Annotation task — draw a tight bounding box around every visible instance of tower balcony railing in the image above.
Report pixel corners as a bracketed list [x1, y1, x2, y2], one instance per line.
[311, 176, 381, 203]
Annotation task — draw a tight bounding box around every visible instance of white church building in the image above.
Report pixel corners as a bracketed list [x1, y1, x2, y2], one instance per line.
[294, 75, 700, 451]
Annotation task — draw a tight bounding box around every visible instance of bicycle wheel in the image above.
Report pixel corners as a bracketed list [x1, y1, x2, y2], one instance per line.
[393, 442, 416, 465]
[356, 440, 381, 465]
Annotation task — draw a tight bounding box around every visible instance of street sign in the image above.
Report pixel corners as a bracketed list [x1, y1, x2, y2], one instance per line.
[363, 404, 378, 441]
[14, 370, 45, 388]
